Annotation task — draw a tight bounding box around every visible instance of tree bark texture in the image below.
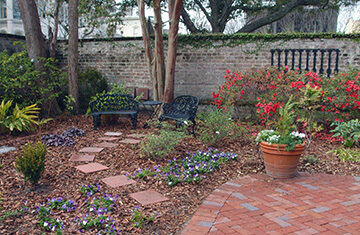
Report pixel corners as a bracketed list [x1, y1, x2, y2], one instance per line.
[163, 0, 183, 103]
[153, 0, 165, 100]
[18, 0, 46, 66]
[68, 0, 80, 113]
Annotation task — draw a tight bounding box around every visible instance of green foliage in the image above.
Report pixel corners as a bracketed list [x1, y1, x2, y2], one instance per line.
[78, 67, 108, 111]
[276, 96, 296, 137]
[15, 142, 46, 186]
[177, 33, 360, 49]
[303, 155, 318, 165]
[131, 207, 154, 228]
[331, 119, 360, 148]
[140, 121, 188, 159]
[64, 95, 76, 115]
[197, 108, 247, 147]
[0, 100, 42, 133]
[79, 184, 100, 197]
[328, 148, 360, 162]
[0, 49, 66, 110]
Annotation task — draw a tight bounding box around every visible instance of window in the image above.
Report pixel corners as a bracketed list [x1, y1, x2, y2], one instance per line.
[13, 0, 21, 19]
[0, 0, 6, 19]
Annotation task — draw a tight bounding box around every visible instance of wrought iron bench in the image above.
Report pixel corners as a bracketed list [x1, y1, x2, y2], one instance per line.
[270, 48, 340, 77]
[159, 95, 199, 133]
[89, 94, 139, 130]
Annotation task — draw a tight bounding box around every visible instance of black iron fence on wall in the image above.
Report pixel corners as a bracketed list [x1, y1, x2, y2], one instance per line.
[270, 48, 340, 77]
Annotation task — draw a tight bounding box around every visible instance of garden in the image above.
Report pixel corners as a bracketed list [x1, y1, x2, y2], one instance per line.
[1, 49, 360, 234]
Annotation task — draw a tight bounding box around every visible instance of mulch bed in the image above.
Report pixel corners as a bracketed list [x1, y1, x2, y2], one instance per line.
[0, 114, 359, 234]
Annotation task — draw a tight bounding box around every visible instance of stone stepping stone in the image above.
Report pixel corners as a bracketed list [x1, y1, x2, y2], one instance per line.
[75, 163, 109, 174]
[79, 147, 104, 153]
[127, 133, 146, 139]
[130, 189, 169, 206]
[119, 138, 141, 144]
[102, 175, 136, 188]
[98, 137, 121, 142]
[69, 154, 95, 162]
[95, 142, 118, 148]
[104, 132, 122, 136]
[0, 146, 16, 154]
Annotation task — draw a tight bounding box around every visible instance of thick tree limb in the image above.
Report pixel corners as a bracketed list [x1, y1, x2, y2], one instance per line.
[180, 6, 200, 33]
[238, 0, 324, 32]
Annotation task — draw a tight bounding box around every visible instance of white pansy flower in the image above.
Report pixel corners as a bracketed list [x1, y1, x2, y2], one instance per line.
[215, 131, 220, 134]
[183, 121, 188, 125]
[43, 222, 49, 227]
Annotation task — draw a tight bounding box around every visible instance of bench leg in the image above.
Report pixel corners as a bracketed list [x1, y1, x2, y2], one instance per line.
[130, 114, 138, 129]
[93, 115, 100, 130]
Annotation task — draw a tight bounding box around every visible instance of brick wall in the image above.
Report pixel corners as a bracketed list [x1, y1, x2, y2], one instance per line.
[58, 37, 360, 100]
[0, 33, 25, 54]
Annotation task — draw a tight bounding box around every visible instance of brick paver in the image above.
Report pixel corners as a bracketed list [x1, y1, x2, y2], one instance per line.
[98, 137, 121, 142]
[119, 138, 141, 144]
[95, 142, 118, 148]
[102, 175, 136, 188]
[75, 163, 109, 173]
[130, 189, 169, 206]
[182, 173, 360, 235]
[79, 147, 104, 153]
[69, 154, 95, 162]
[104, 132, 122, 136]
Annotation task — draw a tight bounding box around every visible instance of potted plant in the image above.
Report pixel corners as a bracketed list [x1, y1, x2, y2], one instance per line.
[256, 96, 306, 178]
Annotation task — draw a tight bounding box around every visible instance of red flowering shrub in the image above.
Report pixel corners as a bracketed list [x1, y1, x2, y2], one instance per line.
[212, 67, 360, 131]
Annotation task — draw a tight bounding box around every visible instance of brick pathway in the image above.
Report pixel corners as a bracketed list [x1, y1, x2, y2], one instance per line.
[182, 173, 360, 235]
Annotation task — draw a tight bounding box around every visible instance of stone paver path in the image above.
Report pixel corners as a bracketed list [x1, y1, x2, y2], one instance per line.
[95, 142, 118, 148]
[69, 154, 95, 162]
[104, 132, 123, 136]
[98, 137, 121, 142]
[79, 147, 104, 153]
[0, 146, 16, 154]
[182, 173, 360, 235]
[119, 138, 141, 144]
[102, 175, 136, 188]
[130, 189, 169, 206]
[75, 162, 109, 173]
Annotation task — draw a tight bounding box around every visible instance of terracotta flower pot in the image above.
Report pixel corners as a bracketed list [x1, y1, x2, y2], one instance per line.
[260, 141, 305, 179]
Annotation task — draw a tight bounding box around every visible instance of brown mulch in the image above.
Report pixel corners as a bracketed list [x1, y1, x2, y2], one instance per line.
[0, 114, 359, 234]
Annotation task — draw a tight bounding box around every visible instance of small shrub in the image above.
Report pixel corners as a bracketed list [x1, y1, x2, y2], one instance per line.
[79, 183, 100, 197]
[303, 155, 318, 164]
[15, 142, 46, 186]
[197, 108, 247, 147]
[140, 123, 188, 159]
[78, 67, 108, 112]
[0, 49, 66, 110]
[328, 148, 360, 162]
[131, 206, 155, 228]
[64, 95, 76, 115]
[331, 119, 360, 148]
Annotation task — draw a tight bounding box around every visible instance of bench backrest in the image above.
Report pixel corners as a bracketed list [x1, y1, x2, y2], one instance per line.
[270, 48, 340, 77]
[167, 95, 199, 118]
[89, 93, 139, 113]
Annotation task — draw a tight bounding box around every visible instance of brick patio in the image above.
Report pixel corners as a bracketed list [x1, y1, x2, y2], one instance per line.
[182, 173, 360, 235]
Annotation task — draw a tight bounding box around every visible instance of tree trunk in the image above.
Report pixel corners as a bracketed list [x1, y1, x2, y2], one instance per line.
[18, 0, 46, 67]
[68, 0, 80, 113]
[50, 0, 62, 58]
[163, 0, 183, 103]
[137, 0, 158, 100]
[153, 0, 165, 100]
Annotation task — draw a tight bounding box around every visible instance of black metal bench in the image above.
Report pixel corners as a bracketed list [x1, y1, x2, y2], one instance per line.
[270, 48, 340, 77]
[89, 94, 139, 130]
[159, 95, 199, 133]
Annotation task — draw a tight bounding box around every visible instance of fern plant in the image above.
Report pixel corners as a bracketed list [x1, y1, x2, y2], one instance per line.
[15, 142, 46, 186]
[0, 99, 41, 133]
